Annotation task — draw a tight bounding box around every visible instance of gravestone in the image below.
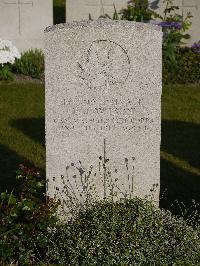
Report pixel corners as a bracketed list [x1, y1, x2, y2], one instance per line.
[45, 20, 162, 206]
[178, 0, 200, 44]
[66, 0, 127, 21]
[0, 0, 53, 51]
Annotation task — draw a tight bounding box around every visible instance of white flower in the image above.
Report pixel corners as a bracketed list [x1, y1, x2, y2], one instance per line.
[0, 39, 21, 66]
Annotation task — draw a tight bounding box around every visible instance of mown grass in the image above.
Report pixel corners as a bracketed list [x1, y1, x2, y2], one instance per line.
[0, 82, 45, 191]
[0, 82, 199, 214]
[53, 0, 65, 24]
[161, 85, 200, 213]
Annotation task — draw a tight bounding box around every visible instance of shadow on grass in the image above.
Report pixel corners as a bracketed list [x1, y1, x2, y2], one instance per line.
[5, 117, 200, 215]
[0, 144, 33, 192]
[161, 119, 200, 215]
[10, 118, 45, 147]
[54, 6, 65, 24]
[162, 120, 200, 169]
[160, 158, 200, 215]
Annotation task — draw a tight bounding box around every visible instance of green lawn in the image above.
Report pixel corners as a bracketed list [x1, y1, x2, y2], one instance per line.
[0, 82, 199, 214]
[53, 0, 65, 24]
[161, 85, 200, 213]
[0, 83, 45, 190]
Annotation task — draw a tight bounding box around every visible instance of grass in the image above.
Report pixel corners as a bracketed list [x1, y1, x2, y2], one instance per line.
[0, 82, 199, 214]
[53, 0, 65, 24]
[0, 82, 45, 191]
[161, 85, 200, 214]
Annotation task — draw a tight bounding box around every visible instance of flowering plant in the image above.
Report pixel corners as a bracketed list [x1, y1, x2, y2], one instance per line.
[0, 39, 21, 65]
[157, 0, 192, 66]
[157, 21, 182, 30]
[191, 41, 200, 53]
[0, 39, 21, 80]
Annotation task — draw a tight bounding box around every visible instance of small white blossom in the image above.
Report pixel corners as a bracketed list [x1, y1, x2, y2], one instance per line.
[0, 39, 21, 66]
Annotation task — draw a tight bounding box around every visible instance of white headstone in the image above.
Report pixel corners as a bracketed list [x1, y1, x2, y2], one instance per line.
[0, 0, 53, 51]
[66, 0, 127, 21]
[45, 20, 162, 206]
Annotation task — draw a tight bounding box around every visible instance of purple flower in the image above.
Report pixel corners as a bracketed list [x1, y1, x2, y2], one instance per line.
[191, 41, 200, 53]
[157, 21, 182, 30]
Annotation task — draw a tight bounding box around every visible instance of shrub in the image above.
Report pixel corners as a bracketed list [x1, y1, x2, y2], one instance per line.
[119, 0, 156, 22]
[48, 198, 200, 265]
[163, 47, 200, 84]
[1, 164, 200, 265]
[0, 165, 58, 265]
[13, 49, 44, 79]
[0, 64, 13, 81]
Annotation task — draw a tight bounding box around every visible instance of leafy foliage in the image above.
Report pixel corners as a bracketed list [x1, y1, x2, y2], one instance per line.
[0, 165, 58, 265]
[159, 0, 192, 66]
[101, 0, 159, 21]
[1, 163, 200, 265]
[103, 0, 193, 69]
[13, 49, 44, 79]
[163, 47, 200, 84]
[48, 198, 200, 265]
[0, 65, 13, 81]
[119, 0, 158, 22]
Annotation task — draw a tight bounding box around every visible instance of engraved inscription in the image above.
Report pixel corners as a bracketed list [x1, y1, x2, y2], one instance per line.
[53, 97, 155, 134]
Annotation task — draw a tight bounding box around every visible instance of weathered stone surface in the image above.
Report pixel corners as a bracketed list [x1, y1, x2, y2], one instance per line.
[0, 0, 53, 51]
[66, 0, 127, 21]
[45, 20, 162, 205]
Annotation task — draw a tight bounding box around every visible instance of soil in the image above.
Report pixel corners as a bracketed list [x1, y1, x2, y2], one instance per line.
[13, 73, 44, 84]
[0, 74, 44, 84]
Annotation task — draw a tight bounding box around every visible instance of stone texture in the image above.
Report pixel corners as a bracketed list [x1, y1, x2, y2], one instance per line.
[45, 20, 162, 205]
[66, 0, 127, 21]
[0, 0, 53, 51]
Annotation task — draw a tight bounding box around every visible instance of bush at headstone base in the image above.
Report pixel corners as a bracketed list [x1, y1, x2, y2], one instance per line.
[13, 49, 44, 79]
[0, 165, 200, 265]
[0, 39, 21, 81]
[47, 198, 200, 265]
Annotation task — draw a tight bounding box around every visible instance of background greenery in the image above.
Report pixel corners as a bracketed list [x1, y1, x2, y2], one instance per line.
[13, 49, 44, 79]
[163, 48, 200, 84]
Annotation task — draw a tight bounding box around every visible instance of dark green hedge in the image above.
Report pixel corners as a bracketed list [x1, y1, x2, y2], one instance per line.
[163, 48, 200, 85]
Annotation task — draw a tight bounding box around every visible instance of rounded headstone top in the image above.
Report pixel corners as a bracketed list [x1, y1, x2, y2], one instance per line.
[45, 19, 162, 33]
